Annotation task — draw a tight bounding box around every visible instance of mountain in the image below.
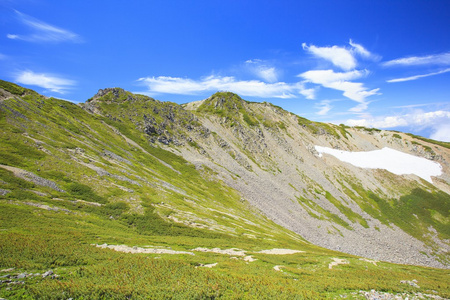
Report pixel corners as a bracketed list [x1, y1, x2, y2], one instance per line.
[0, 80, 449, 299]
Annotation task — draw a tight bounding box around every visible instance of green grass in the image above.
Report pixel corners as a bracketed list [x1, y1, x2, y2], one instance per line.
[342, 177, 450, 251]
[297, 117, 348, 139]
[0, 79, 36, 96]
[406, 133, 450, 150]
[66, 182, 106, 204]
[325, 192, 369, 228]
[197, 92, 258, 128]
[355, 126, 382, 133]
[1, 201, 449, 299]
[296, 195, 350, 229]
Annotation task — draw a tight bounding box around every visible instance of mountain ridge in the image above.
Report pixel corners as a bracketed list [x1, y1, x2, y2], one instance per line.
[82, 86, 450, 267]
[1, 80, 449, 270]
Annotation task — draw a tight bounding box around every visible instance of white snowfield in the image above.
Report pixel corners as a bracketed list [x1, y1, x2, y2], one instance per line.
[315, 146, 442, 183]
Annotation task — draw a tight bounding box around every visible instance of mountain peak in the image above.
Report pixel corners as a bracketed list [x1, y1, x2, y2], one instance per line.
[196, 91, 247, 113]
[210, 91, 243, 100]
[91, 87, 129, 102]
[88, 87, 156, 105]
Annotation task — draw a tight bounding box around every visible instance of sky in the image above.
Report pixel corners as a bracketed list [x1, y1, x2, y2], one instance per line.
[1, 1, 449, 142]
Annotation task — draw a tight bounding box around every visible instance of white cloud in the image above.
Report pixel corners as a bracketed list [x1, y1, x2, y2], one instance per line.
[387, 68, 450, 83]
[299, 86, 317, 100]
[15, 70, 76, 93]
[302, 40, 378, 71]
[300, 41, 380, 112]
[258, 67, 277, 82]
[6, 34, 19, 40]
[345, 110, 450, 142]
[349, 102, 371, 113]
[138, 75, 313, 99]
[8, 10, 82, 43]
[349, 39, 371, 58]
[430, 124, 450, 142]
[392, 103, 439, 109]
[300, 69, 367, 84]
[298, 69, 379, 110]
[316, 101, 332, 115]
[302, 43, 356, 71]
[383, 52, 450, 67]
[245, 59, 278, 82]
[410, 110, 450, 126]
[346, 116, 407, 128]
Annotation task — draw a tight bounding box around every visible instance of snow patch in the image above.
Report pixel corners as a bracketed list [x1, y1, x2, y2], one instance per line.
[315, 146, 442, 183]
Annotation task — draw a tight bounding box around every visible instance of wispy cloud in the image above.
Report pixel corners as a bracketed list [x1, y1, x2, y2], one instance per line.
[345, 110, 450, 142]
[299, 86, 317, 100]
[349, 39, 381, 61]
[7, 10, 82, 43]
[138, 75, 311, 99]
[245, 59, 279, 82]
[387, 68, 450, 83]
[15, 70, 76, 93]
[349, 40, 371, 58]
[392, 102, 446, 109]
[298, 69, 379, 111]
[316, 100, 332, 116]
[383, 52, 450, 67]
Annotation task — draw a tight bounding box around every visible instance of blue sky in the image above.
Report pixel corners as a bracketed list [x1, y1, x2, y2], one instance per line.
[1, 1, 449, 141]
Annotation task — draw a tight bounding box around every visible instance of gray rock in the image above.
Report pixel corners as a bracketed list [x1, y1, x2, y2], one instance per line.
[400, 280, 420, 288]
[42, 270, 53, 278]
[0, 189, 10, 196]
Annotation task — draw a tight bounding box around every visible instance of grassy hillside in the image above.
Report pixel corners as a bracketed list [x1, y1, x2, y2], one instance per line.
[0, 81, 449, 299]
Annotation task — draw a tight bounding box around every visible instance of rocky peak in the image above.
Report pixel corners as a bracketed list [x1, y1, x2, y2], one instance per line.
[91, 88, 130, 102]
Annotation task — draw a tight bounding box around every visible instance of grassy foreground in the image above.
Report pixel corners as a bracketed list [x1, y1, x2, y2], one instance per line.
[1, 201, 449, 299]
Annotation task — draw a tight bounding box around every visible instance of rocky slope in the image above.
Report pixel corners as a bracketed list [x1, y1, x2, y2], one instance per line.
[1, 81, 449, 268]
[179, 92, 450, 267]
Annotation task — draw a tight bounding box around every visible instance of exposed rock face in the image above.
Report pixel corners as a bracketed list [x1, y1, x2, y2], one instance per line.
[0, 165, 65, 192]
[177, 93, 450, 268]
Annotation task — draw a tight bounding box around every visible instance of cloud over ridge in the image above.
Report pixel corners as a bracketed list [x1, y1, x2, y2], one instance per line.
[138, 75, 310, 99]
[345, 110, 450, 142]
[15, 70, 76, 93]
